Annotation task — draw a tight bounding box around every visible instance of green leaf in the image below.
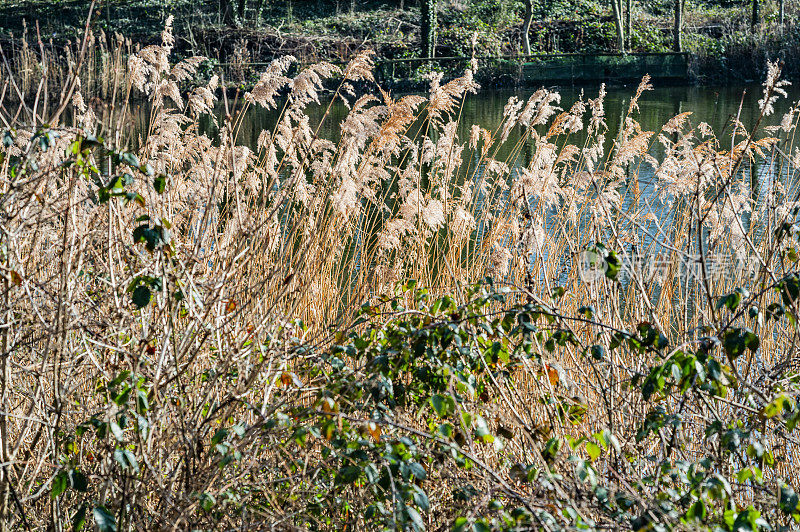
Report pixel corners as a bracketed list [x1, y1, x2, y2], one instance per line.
[453, 517, 469, 532]
[199, 492, 216, 512]
[590, 344, 604, 360]
[113, 384, 131, 406]
[136, 390, 149, 414]
[550, 286, 566, 299]
[406, 505, 425, 531]
[412, 485, 430, 511]
[211, 428, 229, 445]
[430, 394, 454, 418]
[124, 449, 139, 473]
[686, 499, 707, 521]
[781, 273, 800, 306]
[605, 250, 621, 280]
[781, 485, 799, 514]
[542, 437, 561, 464]
[722, 328, 759, 359]
[437, 423, 454, 439]
[408, 461, 427, 480]
[131, 285, 151, 309]
[72, 503, 87, 532]
[69, 469, 88, 492]
[473, 415, 494, 444]
[93, 506, 117, 532]
[113, 448, 139, 473]
[717, 289, 747, 311]
[364, 463, 380, 484]
[153, 174, 166, 194]
[586, 442, 601, 462]
[119, 152, 140, 168]
[131, 225, 161, 252]
[334, 465, 361, 485]
[109, 421, 124, 441]
[51, 470, 68, 498]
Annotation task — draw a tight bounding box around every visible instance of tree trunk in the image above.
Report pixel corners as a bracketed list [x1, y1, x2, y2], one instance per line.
[220, 0, 235, 25]
[610, 0, 625, 52]
[751, 0, 760, 30]
[522, 0, 533, 56]
[421, 0, 437, 58]
[255, 0, 268, 24]
[779, 0, 785, 31]
[673, 0, 682, 52]
[625, 0, 632, 50]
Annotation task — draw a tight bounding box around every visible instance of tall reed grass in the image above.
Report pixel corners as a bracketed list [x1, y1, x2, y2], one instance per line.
[2, 16, 800, 530]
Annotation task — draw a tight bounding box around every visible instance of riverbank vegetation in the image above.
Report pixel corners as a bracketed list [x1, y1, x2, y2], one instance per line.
[3, 16, 800, 531]
[0, 0, 797, 84]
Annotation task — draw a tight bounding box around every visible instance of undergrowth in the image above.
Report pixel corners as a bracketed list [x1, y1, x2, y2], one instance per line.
[2, 16, 800, 531]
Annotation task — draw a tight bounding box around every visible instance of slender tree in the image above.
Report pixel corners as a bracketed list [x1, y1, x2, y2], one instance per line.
[521, 0, 533, 55]
[673, 0, 683, 52]
[220, 0, 234, 24]
[255, 0, 269, 24]
[751, 0, 760, 30]
[625, 0, 632, 51]
[421, 0, 437, 58]
[610, 0, 625, 52]
[779, 0, 785, 31]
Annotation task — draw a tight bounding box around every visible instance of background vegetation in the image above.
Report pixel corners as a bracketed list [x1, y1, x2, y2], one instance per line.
[0, 0, 796, 84]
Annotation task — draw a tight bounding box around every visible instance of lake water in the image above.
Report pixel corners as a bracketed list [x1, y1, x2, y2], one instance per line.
[134, 81, 800, 290]
[210, 83, 799, 225]
[220, 83, 800, 157]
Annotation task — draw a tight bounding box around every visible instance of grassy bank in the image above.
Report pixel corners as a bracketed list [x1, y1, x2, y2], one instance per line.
[3, 16, 800, 531]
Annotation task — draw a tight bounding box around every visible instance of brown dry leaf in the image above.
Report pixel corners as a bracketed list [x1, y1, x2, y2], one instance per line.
[366, 421, 381, 442]
[321, 397, 338, 415]
[546, 365, 559, 386]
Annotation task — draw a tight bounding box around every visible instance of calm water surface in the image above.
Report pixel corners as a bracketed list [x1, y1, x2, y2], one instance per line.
[220, 83, 800, 155]
[134, 83, 800, 285]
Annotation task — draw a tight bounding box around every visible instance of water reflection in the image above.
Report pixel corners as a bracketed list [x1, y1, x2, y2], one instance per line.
[129, 82, 800, 292]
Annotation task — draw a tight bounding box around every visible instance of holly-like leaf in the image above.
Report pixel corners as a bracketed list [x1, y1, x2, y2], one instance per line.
[69, 469, 88, 492]
[335, 465, 361, 485]
[72, 503, 87, 532]
[153, 174, 167, 194]
[430, 394, 454, 418]
[51, 470, 68, 498]
[586, 442, 601, 462]
[781, 485, 799, 514]
[93, 506, 117, 532]
[131, 285, 151, 309]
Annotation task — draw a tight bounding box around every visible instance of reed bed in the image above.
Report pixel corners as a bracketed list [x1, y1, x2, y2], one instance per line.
[1, 17, 800, 531]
